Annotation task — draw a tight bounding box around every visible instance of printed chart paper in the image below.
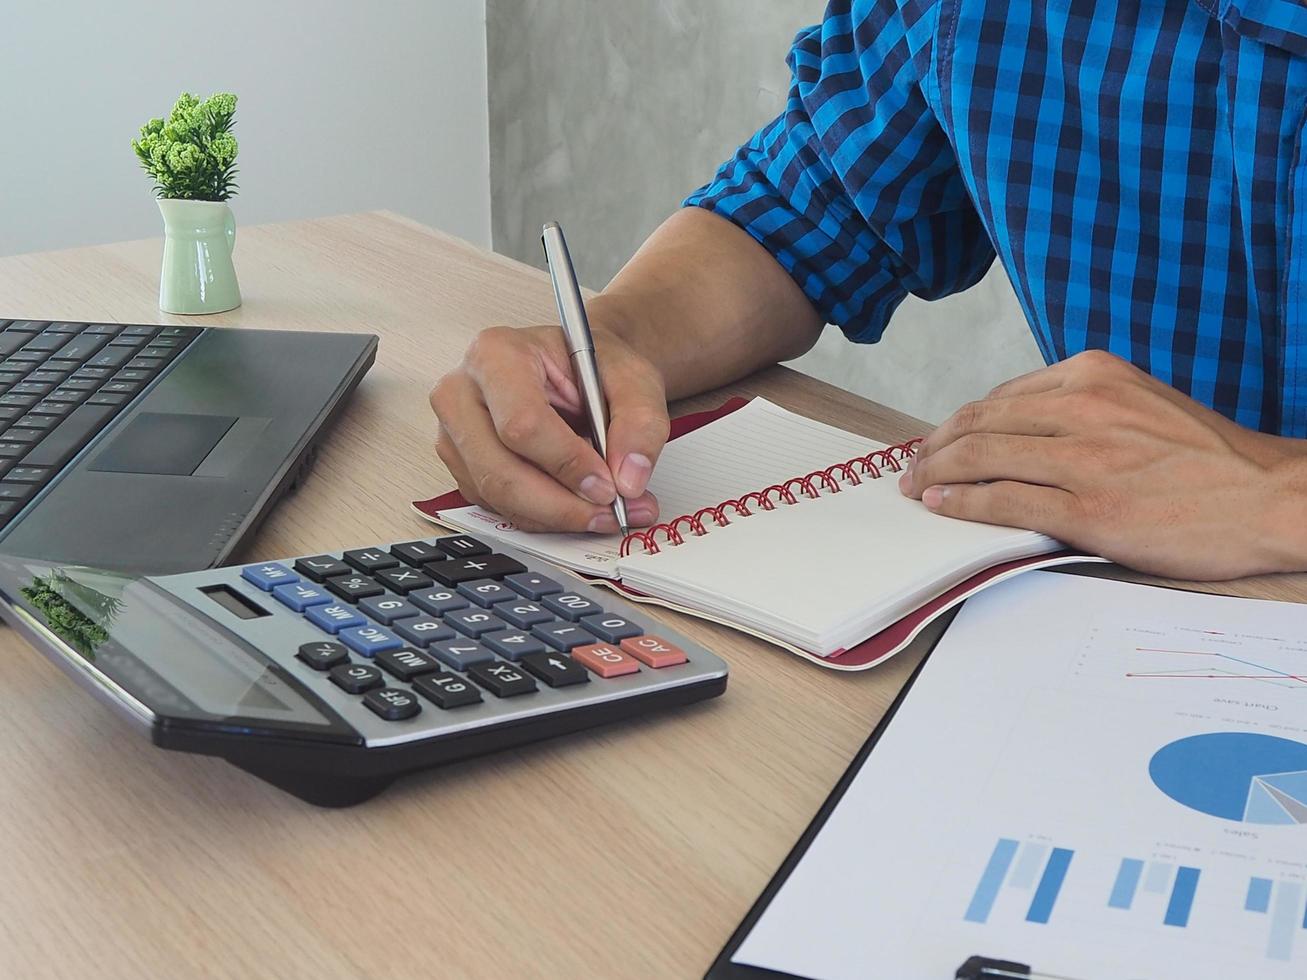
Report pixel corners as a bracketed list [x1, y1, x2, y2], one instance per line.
[733, 572, 1307, 979]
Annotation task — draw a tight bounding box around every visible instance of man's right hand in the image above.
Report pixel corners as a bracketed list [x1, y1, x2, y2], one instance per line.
[430, 324, 670, 533]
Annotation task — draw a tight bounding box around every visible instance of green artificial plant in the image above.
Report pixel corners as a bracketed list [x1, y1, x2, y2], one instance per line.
[131, 91, 240, 201]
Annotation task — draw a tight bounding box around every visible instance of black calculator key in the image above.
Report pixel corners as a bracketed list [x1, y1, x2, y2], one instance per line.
[456, 579, 515, 607]
[329, 662, 384, 694]
[390, 540, 445, 566]
[521, 652, 591, 688]
[484, 630, 549, 661]
[446, 608, 508, 638]
[325, 574, 384, 602]
[409, 587, 469, 616]
[579, 613, 644, 643]
[531, 622, 599, 652]
[363, 687, 422, 721]
[435, 534, 491, 558]
[426, 554, 527, 586]
[412, 671, 483, 709]
[343, 548, 399, 573]
[12, 414, 57, 432]
[294, 555, 351, 581]
[296, 641, 349, 671]
[542, 593, 603, 622]
[468, 660, 538, 698]
[0, 442, 27, 459]
[504, 571, 564, 600]
[374, 566, 434, 595]
[375, 647, 442, 682]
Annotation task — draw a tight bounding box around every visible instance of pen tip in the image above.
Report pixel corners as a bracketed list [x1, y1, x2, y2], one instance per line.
[620, 524, 631, 537]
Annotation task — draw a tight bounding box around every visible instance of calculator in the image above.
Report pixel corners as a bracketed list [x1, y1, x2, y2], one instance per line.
[0, 534, 728, 805]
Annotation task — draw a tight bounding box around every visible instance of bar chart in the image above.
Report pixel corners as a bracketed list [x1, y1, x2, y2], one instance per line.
[1244, 876, 1307, 961]
[963, 838, 1307, 964]
[964, 838, 1074, 925]
[1105, 856, 1201, 927]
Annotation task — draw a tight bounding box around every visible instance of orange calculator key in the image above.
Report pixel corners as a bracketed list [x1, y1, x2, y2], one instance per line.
[572, 643, 641, 678]
[619, 634, 688, 668]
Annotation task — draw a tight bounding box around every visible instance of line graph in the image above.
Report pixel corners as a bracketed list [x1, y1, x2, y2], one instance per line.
[1126, 649, 1307, 690]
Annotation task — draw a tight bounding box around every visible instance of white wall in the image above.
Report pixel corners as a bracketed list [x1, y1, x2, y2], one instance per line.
[0, 0, 490, 257]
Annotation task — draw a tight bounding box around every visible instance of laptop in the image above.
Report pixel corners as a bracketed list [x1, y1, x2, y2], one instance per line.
[0, 317, 376, 575]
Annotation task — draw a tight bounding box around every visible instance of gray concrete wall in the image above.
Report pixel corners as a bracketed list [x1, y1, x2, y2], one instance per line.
[486, 0, 1044, 424]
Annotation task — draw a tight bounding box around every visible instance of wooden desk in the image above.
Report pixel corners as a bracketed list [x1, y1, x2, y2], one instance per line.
[1, 212, 1303, 978]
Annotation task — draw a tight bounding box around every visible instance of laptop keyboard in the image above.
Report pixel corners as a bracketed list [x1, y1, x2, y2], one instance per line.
[0, 319, 201, 524]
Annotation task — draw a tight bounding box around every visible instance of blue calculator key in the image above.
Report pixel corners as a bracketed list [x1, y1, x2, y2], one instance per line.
[429, 639, 496, 671]
[358, 595, 421, 625]
[456, 579, 516, 607]
[410, 587, 470, 616]
[305, 603, 366, 634]
[579, 613, 643, 643]
[493, 600, 555, 629]
[241, 562, 297, 591]
[531, 622, 599, 652]
[484, 629, 549, 661]
[339, 624, 403, 657]
[395, 617, 457, 647]
[505, 572, 563, 600]
[447, 608, 509, 638]
[542, 592, 603, 621]
[272, 581, 332, 612]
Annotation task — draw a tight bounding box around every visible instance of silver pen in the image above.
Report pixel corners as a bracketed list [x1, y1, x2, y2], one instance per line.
[541, 221, 631, 536]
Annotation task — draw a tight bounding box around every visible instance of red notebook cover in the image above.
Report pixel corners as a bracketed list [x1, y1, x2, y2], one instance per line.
[412, 398, 1097, 671]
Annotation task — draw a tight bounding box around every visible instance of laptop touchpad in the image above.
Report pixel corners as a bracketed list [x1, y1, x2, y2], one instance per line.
[91, 412, 239, 476]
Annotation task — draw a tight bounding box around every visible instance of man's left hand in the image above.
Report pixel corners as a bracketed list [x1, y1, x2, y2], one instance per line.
[898, 350, 1307, 580]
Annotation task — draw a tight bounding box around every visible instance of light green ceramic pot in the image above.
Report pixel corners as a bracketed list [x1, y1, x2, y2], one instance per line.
[157, 198, 241, 315]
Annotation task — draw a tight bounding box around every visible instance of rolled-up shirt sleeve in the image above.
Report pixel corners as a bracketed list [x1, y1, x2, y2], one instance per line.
[684, 1, 994, 343]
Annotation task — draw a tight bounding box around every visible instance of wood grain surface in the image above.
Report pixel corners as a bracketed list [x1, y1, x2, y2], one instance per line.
[0, 211, 1302, 979]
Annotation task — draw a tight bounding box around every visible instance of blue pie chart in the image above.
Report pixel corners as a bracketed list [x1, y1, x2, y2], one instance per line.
[1149, 733, 1307, 825]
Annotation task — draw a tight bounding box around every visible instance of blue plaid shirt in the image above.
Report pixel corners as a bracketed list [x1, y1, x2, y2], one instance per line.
[686, 0, 1307, 436]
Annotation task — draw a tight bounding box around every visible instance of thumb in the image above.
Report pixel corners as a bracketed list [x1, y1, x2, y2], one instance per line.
[603, 360, 671, 498]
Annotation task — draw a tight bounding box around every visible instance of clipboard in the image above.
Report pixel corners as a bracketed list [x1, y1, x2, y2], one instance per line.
[704, 569, 1307, 980]
[705, 608, 960, 979]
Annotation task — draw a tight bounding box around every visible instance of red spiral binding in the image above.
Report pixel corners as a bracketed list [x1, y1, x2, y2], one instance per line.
[619, 437, 924, 557]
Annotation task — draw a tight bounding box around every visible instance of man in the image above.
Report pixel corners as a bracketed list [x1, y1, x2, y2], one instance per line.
[431, 0, 1307, 581]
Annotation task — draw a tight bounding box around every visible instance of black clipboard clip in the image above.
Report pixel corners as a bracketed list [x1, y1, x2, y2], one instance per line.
[956, 955, 1086, 980]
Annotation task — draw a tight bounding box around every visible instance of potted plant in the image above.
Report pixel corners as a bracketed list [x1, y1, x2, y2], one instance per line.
[131, 92, 242, 314]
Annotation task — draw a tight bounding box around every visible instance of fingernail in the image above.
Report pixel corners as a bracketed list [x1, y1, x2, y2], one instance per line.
[898, 470, 912, 494]
[922, 486, 948, 509]
[579, 474, 616, 505]
[617, 453, 653, 496]
[587, 513, 619, 534]
[627, 501, 657, 525]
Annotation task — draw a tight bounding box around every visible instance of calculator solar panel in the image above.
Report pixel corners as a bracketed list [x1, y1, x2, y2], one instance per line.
[0, 534, 728, 805]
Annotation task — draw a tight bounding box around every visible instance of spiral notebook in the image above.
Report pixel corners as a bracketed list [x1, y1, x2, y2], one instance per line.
[413, 398, 1097, 668]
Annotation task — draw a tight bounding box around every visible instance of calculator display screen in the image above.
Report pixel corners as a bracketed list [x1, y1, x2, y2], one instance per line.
[0, 558, 341, 735]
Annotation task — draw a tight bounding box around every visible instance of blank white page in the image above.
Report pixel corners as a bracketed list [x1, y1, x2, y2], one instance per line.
[616, 474, 1059, 653]
[434, 399, 893, 576]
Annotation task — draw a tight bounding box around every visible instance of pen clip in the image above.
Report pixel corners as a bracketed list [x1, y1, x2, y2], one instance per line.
[540, 221, 594, 356]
